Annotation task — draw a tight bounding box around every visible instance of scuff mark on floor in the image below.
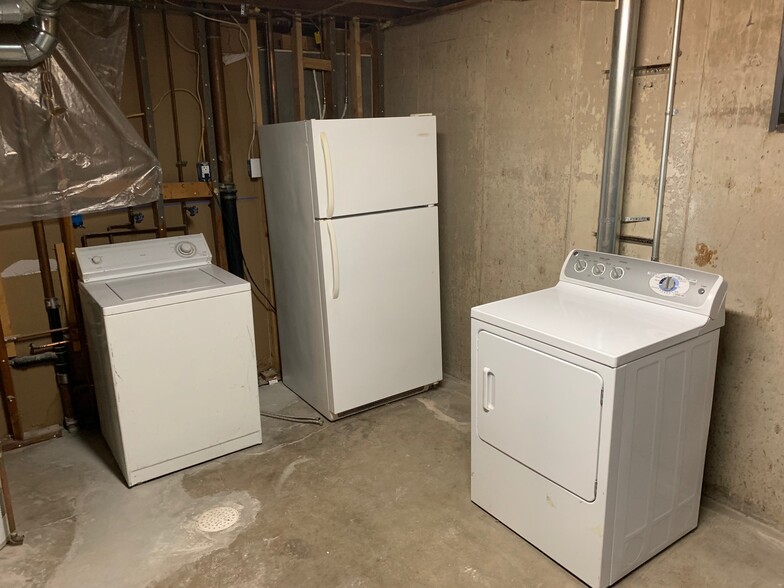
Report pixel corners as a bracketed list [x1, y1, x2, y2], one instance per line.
[417, 398, 470, 432]
[275, 457, 313, 495]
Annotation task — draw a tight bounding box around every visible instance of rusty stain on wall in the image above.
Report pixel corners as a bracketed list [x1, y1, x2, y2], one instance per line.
[695, 242, 718, 267]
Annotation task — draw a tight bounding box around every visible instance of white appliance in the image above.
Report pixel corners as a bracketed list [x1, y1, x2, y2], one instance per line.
[260, 116, 442, 420]
[471, 249, 727, 588]
[76, 234, 261, 487]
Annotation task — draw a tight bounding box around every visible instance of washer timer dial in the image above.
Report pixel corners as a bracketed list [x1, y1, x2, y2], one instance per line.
[175, 241, 197, 257]
[649, 272, 690, 297]
[574, 259, 588, 272]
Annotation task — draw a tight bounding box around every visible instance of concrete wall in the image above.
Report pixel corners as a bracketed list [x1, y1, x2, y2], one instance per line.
[385, 0, 784, 527]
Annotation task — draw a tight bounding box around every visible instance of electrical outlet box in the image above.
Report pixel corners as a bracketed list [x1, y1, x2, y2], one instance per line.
[247, 158, 262, 179]
[197, 162, 212, 182]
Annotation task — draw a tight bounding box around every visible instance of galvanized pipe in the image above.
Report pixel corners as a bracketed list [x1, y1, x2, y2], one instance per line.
[651, 0, 684, 262]
[596, 0, 642, 254]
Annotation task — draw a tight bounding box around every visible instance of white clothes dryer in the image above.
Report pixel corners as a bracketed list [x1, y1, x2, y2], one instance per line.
[471, 249, 726, 587]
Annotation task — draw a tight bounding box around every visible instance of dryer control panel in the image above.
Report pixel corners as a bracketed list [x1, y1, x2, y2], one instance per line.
[76, 234, 212, 283]
[561, 249, 726, 319]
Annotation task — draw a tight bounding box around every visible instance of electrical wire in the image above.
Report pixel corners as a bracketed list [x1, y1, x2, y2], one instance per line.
[165, 25, 206, 161]
[163, 0, 257, 160]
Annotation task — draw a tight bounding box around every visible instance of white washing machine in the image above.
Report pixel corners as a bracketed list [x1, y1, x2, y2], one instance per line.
[76, 234, 261, 486]
[471, 249, 726, 587]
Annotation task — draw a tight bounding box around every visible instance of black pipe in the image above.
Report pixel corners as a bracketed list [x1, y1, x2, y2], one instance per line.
[10, 352, 59, 369]
[219, 183, 244, 278]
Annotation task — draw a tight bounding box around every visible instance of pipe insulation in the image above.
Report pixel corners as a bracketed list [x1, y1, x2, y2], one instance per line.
[596, 0, 642, 254]
[0, 0, 68, 69]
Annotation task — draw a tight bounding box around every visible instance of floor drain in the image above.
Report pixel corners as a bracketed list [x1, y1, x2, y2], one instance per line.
[196, 506, 240, 533]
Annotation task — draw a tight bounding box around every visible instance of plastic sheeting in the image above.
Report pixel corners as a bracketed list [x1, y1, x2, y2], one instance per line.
[0, 10, 161, 227]
[59, 3, 129, 102]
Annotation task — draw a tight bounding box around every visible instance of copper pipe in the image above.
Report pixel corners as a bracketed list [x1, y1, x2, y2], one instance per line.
[4, 326, 69, 344]
[30, 341, 69, 354]
[0, 449, 23, 545]
[32, 222, 56, 301]
[80, 225, 187, 247]
[206, 19, 233, 183]
[265, 12, 279, 123]
[162, 11, 185, 183]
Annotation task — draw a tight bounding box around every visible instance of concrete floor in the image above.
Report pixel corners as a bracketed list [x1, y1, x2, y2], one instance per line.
[1, 376, 783, 587]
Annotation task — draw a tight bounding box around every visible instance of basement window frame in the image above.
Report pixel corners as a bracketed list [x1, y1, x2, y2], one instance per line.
[770, 12, 784, 131]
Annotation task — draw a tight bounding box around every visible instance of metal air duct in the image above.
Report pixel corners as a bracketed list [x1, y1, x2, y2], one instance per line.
[596, 0, 642, 254]
[0, 0, 38, 24]
[0, 0, 68, 69]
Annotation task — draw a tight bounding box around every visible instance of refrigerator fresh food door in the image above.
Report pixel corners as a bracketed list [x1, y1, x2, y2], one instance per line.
[310, 116, 438, 219]
[317, 205, 442, 415]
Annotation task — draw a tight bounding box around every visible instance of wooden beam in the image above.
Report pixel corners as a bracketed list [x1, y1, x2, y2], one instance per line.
[0, 283, 22, 441]
[0, 279, 15, 358]
[304, 56, 332, 71]
[392, 0, 489, 27]
[248, 16, 265, 128]
[337, 0, 429, 10]
[162, 181, 214, 200]
[349, 16, 363, 118]
[54, 243, 79, 353]
[372, 24, 384, 118]
[2, 426, 62, 451]
[292, 12, 306, 120]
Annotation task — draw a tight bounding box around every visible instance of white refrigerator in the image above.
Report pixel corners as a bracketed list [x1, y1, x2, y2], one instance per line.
[260, 115, 442, 421]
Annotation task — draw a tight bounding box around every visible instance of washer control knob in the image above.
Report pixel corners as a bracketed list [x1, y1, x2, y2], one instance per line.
[610, 267, 624, 280]
[591, 263, 605, 276]
[176, 241, 197, 257]
[91, 256, 102, 264]
[574, 259, 588, 272]
[659, 275, 678, 292]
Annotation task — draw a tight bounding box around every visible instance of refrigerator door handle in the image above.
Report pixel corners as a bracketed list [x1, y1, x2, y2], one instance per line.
[326, 219, 340, 299]
[320, 132, 335, 218]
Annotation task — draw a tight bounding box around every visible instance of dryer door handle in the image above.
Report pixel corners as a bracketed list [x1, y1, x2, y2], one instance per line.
[482, 367, 495, 412]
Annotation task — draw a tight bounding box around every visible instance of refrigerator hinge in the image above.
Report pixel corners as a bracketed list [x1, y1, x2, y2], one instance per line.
[600, 387, 604, 406]
[594, 480, 598, 496]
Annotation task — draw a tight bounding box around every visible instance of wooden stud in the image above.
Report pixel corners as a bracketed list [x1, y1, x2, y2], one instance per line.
[372, 25, 384, 118]
[248, 17, 265, 128]
[292, 13, 306, 121]
[54, 243, 79, 353]
[324, 17, 338, 119]
[209, 198, 228, 270]
[0, 283, 22, 441]
[0, 280, 15, 359]
[349, 17, 363, 118]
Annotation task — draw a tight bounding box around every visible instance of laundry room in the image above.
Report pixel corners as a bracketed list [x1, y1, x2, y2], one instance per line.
[0, 0, 783, 586]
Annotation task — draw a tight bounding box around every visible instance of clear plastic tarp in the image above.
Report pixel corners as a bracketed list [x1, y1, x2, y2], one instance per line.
[0, 6, 161, 227]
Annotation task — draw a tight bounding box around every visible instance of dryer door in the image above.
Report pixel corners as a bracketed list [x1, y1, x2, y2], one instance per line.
[476, 330, 604, 501]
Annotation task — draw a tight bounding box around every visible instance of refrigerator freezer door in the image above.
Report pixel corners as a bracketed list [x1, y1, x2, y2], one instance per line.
[317, 206, 442, 415]
[310, 116, 438, 219]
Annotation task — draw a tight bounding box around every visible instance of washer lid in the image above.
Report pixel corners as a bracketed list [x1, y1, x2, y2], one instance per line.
[471, 282, 712, 368]
[81, 265, 249, 315]
[107, 267, 226, 301]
